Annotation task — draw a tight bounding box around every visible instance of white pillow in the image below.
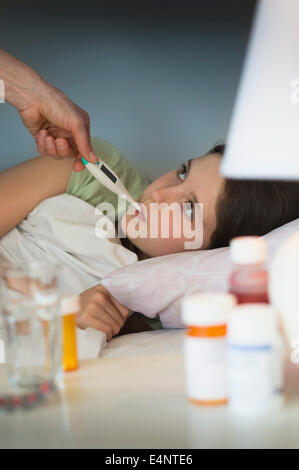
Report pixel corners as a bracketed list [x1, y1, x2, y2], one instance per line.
[102, 218, 299, 328]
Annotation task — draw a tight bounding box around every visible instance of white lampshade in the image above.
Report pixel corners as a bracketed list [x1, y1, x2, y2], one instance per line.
[221, 0, 299, 180]
[269, 232, 299, 345]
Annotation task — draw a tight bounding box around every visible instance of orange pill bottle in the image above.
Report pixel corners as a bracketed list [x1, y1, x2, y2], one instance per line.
[60, 295, 80, 372]
[182, 293, 236, 406]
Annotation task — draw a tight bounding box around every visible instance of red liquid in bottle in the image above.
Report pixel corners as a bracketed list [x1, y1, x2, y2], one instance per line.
[229, 267, 269, 304]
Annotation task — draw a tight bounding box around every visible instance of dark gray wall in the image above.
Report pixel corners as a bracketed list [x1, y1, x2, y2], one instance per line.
[0, 1, 256, 179]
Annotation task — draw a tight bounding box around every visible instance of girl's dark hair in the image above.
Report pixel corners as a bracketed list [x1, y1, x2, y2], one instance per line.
[208, 144, 299, 249]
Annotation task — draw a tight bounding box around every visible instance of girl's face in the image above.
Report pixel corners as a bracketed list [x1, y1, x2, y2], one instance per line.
[121, 152, 224, 258]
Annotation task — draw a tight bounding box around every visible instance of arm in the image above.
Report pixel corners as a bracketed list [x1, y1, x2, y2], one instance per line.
[0, 49, 37, 109]
[0, 156, 73, 237]
[0, 48, 97, 170]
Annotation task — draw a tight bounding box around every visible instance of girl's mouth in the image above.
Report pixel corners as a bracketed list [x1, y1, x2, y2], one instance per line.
[134, 204, 146, 221]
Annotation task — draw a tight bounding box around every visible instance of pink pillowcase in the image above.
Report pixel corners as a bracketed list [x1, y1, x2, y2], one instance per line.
[102, 218, 299, 328]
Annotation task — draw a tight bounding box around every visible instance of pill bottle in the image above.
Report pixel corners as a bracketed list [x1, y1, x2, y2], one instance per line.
[60, 295, 80, 372]
[229, 236, 269, 304]
[227, 303, 284, 415]
[182, 292, 237, 405]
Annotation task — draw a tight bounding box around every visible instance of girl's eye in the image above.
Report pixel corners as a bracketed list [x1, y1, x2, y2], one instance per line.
[177, 162, 187, 182]
[177, 162, 194, 219]
[183, 202, 194, 220]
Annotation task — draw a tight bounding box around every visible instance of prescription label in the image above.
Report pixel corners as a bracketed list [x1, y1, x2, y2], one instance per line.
[183, 336, 227, 402]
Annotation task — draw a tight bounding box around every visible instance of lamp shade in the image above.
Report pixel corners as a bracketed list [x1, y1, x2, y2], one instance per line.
[221, 0, 299, 180]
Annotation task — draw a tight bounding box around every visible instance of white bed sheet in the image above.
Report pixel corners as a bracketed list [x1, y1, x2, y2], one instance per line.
[100, 329, 185, 358]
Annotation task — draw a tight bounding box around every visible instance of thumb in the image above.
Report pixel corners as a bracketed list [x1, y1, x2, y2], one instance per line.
[72, 124, 98, 163]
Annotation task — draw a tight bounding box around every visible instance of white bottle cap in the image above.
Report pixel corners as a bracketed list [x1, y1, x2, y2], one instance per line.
[227, 303, 278, 346]
[230, 236, 266, 265]
[182, 292, 237, 326]
[34, 290, 58, 307]
[60, 295, 81, 315]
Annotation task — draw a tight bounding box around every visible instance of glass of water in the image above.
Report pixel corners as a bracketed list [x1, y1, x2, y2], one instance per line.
[0, 262, 62, 393]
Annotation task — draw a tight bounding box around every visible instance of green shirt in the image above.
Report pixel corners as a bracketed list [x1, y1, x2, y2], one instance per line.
[66, 136, 150, 218]
[66, 136, 162, 331]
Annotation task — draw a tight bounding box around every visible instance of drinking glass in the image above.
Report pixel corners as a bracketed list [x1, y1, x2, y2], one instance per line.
[0, 262, 62, 393]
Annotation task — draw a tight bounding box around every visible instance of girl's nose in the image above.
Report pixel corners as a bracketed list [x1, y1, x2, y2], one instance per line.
[151, 185, 180, 204]
[151, 185, 187, 204]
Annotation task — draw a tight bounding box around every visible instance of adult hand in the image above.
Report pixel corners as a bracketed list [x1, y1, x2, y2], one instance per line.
[19, 82, 97, 171]
[0, 49, 97, 171]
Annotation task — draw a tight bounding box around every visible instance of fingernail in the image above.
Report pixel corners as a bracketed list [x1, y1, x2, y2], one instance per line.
[46, 138, 54, 147]
[88, 151, 98, 162]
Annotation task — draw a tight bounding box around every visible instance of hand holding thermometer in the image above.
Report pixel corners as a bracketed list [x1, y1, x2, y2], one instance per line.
[81, 157, 142, 213]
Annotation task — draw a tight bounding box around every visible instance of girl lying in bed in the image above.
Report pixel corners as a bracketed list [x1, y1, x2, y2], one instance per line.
[1, 137, 299, 339]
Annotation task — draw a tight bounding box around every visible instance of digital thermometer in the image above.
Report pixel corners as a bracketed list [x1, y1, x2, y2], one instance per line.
[81, 157, 141, 211]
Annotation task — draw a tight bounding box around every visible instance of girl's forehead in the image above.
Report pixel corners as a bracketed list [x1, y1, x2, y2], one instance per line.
[189, 154, 224, 202]
[193, 152, 221, 166]
[190, 153, 222, 181]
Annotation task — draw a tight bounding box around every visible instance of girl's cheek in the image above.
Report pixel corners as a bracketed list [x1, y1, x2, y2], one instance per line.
[160, 206, 183, 239]
[121, 203, 185, 244]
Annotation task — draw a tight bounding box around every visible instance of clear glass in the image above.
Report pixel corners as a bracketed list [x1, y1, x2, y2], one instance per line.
[0, 262, 62, 393]
[28, 261, 63, 385]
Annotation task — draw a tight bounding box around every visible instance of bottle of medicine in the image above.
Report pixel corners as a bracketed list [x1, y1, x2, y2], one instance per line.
[227, 303, 284, 415]
[60, 295, 80, 372]
[229, 236, 269, 304]
[182, 292, 237, 406]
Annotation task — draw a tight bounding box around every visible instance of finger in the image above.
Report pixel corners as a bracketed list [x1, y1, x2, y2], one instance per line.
[42, 130, 78, 159]
[39, 129, 49, 137]
[85, 318, 113, 340]
[87, 298, 123, 334]
[45, 135, 60, 158]
[101, 299, 125, 330]
[80, 297, 122, 336]
[91, 309, 121, 337]
[77, 314, 114, 340]
[44, 127, 73, 139]
[92, 285, 129, 320]
[36, 131, 49, 156]
[67, 137, 84, 160]
[109, 295, 130, 320]
[55, 137, 74, 158]
[73, 159, 85, 172]
[71, 117, 98, 163]
[95, 301, 124, 331]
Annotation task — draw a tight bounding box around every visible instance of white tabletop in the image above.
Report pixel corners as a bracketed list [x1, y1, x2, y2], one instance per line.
[1, 332, 299, 449]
